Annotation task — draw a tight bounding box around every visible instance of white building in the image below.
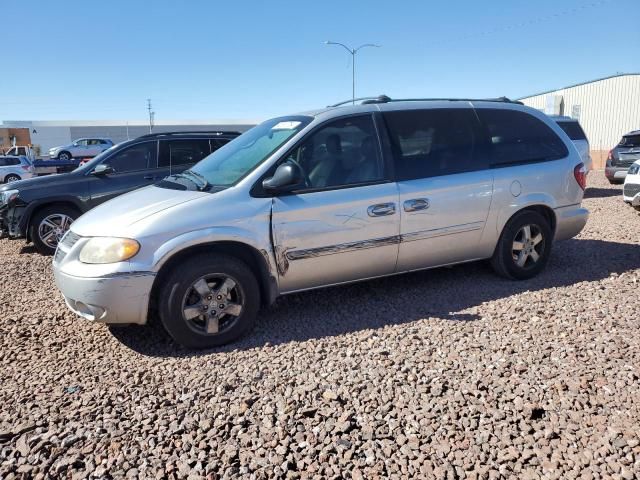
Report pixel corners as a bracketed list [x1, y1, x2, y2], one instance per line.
[0, 119, 259, 158]
[519, 73, 640, 168]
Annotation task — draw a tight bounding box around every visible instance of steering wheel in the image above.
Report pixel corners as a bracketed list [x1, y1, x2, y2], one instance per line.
[285, 158, 311, 188]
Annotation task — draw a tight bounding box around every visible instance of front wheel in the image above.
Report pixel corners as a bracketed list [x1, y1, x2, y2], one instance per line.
[29, 205, 79, 255]
[491, 210, 552, 280]
[158, 254, 260, 349]
[57, 151, 72, 161]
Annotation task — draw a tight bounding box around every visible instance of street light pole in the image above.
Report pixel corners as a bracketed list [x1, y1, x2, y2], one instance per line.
[325, 41, 381, 104]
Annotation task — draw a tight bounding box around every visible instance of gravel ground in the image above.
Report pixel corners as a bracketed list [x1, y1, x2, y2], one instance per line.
[1, 171, 639, 479]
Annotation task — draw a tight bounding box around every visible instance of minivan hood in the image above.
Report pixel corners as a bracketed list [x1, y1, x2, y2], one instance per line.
[71, 185, 209, 237]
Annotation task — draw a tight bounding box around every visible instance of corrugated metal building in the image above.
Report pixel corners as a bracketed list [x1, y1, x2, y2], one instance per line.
[0, 119, 259, 158]
[519, 73, 640, 169]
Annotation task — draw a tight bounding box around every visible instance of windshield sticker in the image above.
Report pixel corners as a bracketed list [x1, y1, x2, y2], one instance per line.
[272, 121, 301, 131]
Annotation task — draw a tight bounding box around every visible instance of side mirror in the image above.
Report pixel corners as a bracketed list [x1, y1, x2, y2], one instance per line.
[92, 164, 114, 175]
[262, 162, 303, 192]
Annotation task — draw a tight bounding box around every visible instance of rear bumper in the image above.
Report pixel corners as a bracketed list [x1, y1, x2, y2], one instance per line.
[554, 205, 589, 241]
[605, 166, 629, 180]
[54, 268, 155, 325]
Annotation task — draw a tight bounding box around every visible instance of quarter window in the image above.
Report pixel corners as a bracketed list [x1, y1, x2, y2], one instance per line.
[103, 141, 157, 173]
[476, 109, 568, 166]
[159, 139, 211, 167]
[383, 108, 480, 180]
[285, 115, 384, 190]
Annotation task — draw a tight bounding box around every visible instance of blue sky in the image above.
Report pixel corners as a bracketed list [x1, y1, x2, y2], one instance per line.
[2, 0, 638, 121]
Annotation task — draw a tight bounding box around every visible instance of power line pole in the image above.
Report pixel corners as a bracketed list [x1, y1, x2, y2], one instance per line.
[147, 99, 155, 133]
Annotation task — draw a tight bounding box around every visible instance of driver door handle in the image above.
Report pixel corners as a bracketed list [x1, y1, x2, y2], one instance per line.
[367, 202, 396, 217]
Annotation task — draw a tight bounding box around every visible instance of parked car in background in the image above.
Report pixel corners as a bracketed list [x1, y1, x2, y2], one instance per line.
[550, 116, 592, 171]
[0, 156, 35, 183]
[623, 160, 640, 210]
[49, 138, 114, 161]
[605, 130, 640, 184]
[0, 131, 240, 254]
[52, 97, 588, 348]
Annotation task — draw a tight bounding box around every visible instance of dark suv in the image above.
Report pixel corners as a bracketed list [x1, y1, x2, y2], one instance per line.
[0, 131, 240, 254]
[605, 130, 640, 184]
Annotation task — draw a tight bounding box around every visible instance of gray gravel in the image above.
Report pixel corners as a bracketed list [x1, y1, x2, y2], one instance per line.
[1, 171, 639, 479]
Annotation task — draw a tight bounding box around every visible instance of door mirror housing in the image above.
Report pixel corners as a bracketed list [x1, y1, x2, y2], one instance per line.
[92, 163, 114, 175]
[262, 162, 304, 192]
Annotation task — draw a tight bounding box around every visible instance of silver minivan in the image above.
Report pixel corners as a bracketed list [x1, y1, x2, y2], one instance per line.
[53, 97, 589, 348]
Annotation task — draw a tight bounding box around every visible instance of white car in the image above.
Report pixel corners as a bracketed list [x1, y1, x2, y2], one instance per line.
[623, 160, 640, 210]
[0, 156, 35, 183]
[49, 138, 114, 161]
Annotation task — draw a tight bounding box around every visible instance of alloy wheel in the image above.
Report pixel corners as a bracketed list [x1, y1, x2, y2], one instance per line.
[511, 224, 544, 269]
[182, 274, 244, 335]
[38, 214, 74, 249]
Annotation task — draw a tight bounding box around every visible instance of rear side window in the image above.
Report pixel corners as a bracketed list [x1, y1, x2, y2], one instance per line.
[556, 121, 587, 141]
[159, 139, 211, 167]
[620, 135, 640, 147]
[476, 109, 568, 167]
[383, 108, 481, 180]
[0, 157, 20, 166]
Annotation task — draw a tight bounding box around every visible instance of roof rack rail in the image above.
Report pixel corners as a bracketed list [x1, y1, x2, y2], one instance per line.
[138, 130, 242, 138]
[390, 96, 523, 105]
[328, 95, 523, 107]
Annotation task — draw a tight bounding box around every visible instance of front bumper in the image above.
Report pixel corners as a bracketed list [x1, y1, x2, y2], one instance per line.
[54, 268, 155, 324]
[554, 205, 589, 241]
[0, 204, 27, 238]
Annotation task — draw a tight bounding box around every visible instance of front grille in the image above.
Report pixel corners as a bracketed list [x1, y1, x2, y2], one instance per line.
[54, 247, 67, 264]
[624, 183, 640, 198]
[59, 230, 81, 250]
[54, 231, 82, 264]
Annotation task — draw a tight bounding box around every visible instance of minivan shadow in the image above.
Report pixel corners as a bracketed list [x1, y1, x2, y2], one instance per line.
[110, 238, 640, 358]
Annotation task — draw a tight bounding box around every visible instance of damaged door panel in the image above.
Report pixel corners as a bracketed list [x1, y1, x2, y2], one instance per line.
[271, 183, 400, 293]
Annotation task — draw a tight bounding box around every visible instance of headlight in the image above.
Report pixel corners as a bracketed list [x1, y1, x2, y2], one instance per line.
[79, 237, 140, 264]
[629, 164, 640, 175]
[0, 189, 19, 205]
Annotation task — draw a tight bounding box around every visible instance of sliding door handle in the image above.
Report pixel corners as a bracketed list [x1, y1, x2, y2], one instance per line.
[403, 198, 430, 212]
[367, 203, 396, 217]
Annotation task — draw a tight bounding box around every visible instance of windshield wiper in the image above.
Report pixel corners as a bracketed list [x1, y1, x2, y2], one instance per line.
[175, 170, 210, 191]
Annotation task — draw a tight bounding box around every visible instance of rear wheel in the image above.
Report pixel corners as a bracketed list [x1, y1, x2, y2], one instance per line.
[158, 254, 260, 348]
[491, 210, 552, 280]
[608, 179, 623, 185]
[29, 205, 79, 255]
[4, 174, 20, 183]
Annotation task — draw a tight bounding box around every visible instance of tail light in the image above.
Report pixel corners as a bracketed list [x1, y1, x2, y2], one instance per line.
[607, 150, 613, 161]
[21, 165, 30, 171]
[574, 163, 587, 191]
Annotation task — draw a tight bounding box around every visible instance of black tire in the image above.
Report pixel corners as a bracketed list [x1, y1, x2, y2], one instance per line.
[57, 151, 72, 161]
[608, 179, 623, 185]
[29, 205, 80, 255]
[491, 210, 552, 280]
[634, 206, 640, 212]
[4, 174, 21, 183]
[158, 254, 260, 349]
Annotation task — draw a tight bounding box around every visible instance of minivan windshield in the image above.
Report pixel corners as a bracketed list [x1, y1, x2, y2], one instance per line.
[188, 116, 311, 188]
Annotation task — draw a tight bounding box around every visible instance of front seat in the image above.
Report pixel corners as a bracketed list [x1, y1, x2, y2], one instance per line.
[309, 134, 342, 188]
[345, 136, 379, 184]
